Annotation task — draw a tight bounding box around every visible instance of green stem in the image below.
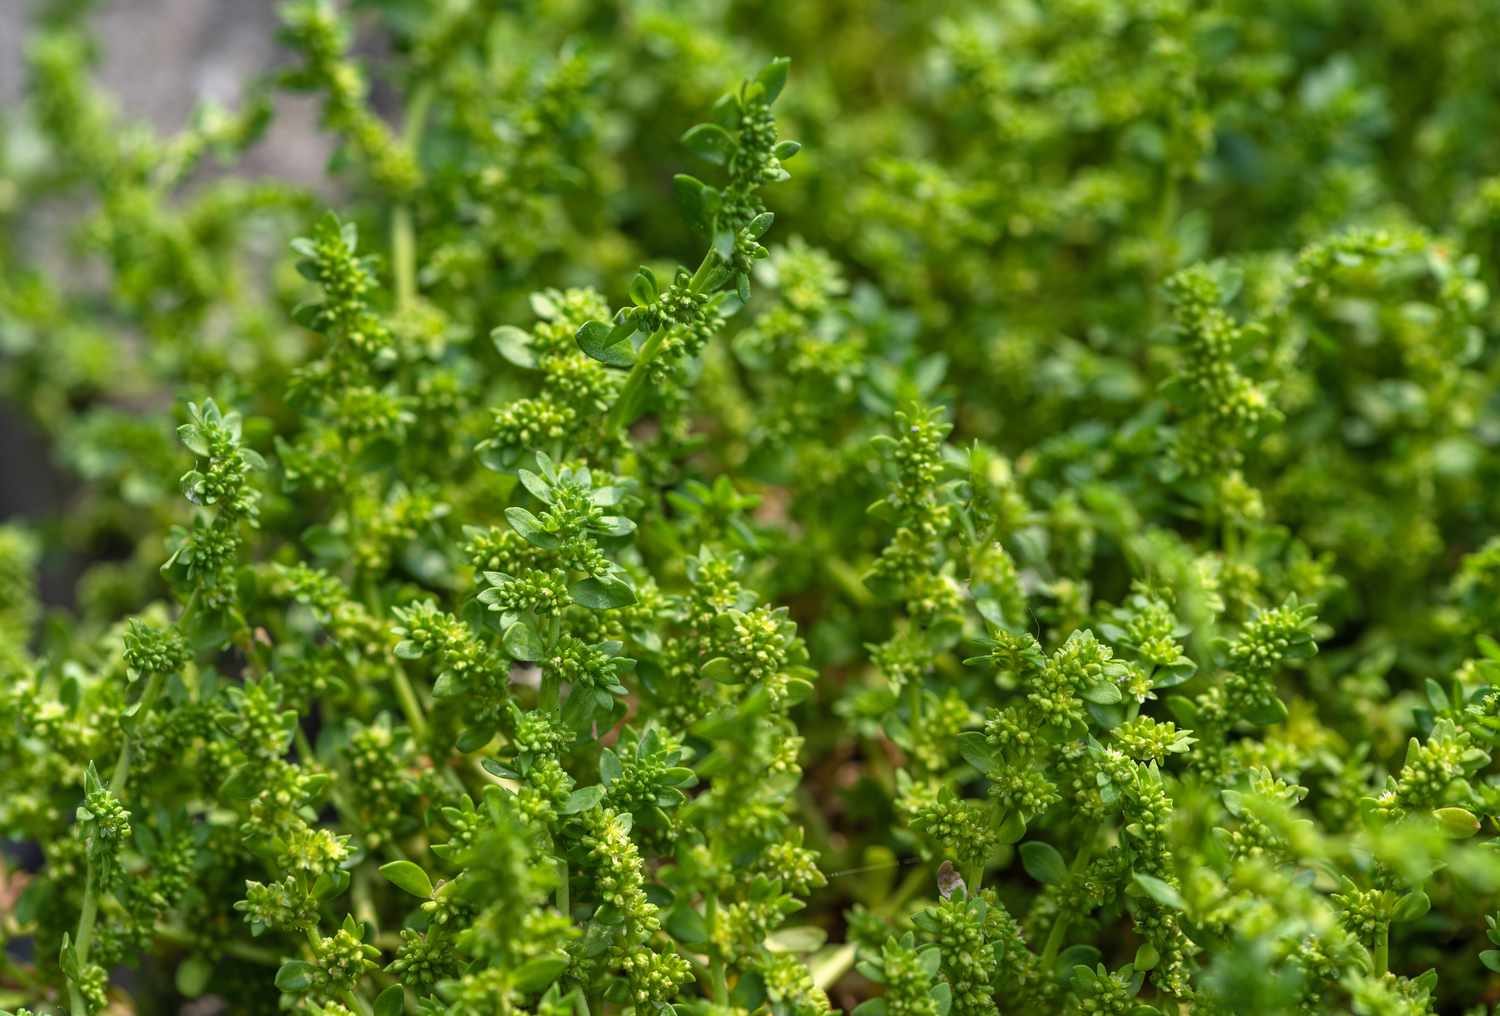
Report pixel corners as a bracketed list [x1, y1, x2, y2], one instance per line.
[605, 327, 666, 433]
[392, 205, 416, 312]
[962, 860, 983, 895]
[155, 924, 280, 965]
[604, 249, 720, 433]
[70, 668, 168, 1012]
[556, 858, 570, 918]
[706, 891, 728, 1005]
[343, 988, 375, 1016]
[1039, 835, 1096, 970]
[1373, 923, 1389, 977]
[390, 83, 431, 315]
[390, 667, 428, 742]
[825, 557, 873, 607]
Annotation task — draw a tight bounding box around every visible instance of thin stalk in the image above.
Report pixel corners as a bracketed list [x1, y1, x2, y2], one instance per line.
[825, 557, 873, 607]
[1373, 923, 1389, 977]
[706, 892, 727, 1005]
[604, 249, 719, 433]
[962, 860, 983, 896]
[70, 668, 168, 1012]
[343, 988, 375, 1016]
[556, 858, 570, 918]
[605, 327, 666, 433]
[390, 83, 432, 314]
[390, 667, 429, 742]
[1039, 836, 1096, 969]
[156, 924, 280, 965]
[392, 206, 416, 311]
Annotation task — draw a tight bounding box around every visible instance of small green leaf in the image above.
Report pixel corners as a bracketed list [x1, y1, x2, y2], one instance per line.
[512, 953, 570, 992]
[1392, 889, 1430, 923]
[492, 325, 536, 369]
[666, 904, 709, 944]
[176, 955, 213, 998]
[503, 620, 546, 663]
[275, 959, 317, 993]
[1434, 806, 1480, 838]
[1132, 873, 1187, 911]
[571, 575, 636, 610]
[682, 123, 737, 165]
[375, 985, 405, 1016]
[1080, 681, 1123, 705]
[562, 785, 605, 814]
[1020, 841, 1068, 885]
[506, 507, 558, 549]
[957, 730, 998, 774]
[577, 320, 635, 367]
[379, 860, 434, 899]
[756, 57, 791, 103]
[701, 656, 736, 682]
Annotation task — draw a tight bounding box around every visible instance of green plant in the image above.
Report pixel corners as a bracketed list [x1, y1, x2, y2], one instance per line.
[8, 1, 1500, 1015]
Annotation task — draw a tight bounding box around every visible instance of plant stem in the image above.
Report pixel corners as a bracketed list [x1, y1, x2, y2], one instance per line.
[156, 923, 280, 965]
[70, 668, 167, 1012]
[392, 205, 416, 312]
[605, 249, 719, 433]
[605, 327, 666, 433]
[1374, 923, 1389, 977]
[390, 83, 431, 314]
[1039, 835, 1096, 970]
[705, 891, 728, 1004]
[556, 858, 570, 918]
[962, 860, 983, 895]
[390, 667, 429, 742]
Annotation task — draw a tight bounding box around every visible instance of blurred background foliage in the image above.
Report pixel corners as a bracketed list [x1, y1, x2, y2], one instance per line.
[8, 0, 1500, 1011]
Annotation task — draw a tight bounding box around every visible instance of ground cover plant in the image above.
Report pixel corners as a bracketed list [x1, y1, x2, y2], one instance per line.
[7, 0, 1500, 1013]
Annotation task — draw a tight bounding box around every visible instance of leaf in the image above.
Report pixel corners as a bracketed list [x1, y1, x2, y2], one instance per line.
[1134, 941, 1159, 971]
[492, 325, 536, 369]
[851, 1000, 888, 1016]
[674, 174, 720, 233]
[506, 507, 558, 549]
[380, 860, 434, 899]
[577, 320, 635, 367]
[503, 620, 546, 663]
[512, 953, 570, 992]
[1435, 806, 1480, 838]
[600, 747, 622, 784]
[1132, 873, 1187, 911]
[764, 926, 827, 953]
[1392, 889, 1430, 923]
[682, 123, 737, 165]
[701, 656, 736, 683]
[571, 575, 637, 610]
[628, 268, 659, 308]
[176, 955, 213, 998]
[756, 57, 791, 103]
[1019, 841, 1068, 885]
[1080, 681, 1123, 705]
[375, 985, 405, 1016]
[957, 730, 998, 774]
[666, 904, 709, 944]
[275, 959, 317, 993]
[562, 785, 605, 814]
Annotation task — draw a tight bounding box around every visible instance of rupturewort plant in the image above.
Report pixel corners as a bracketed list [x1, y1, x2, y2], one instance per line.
[5, 1, 1500, 1014]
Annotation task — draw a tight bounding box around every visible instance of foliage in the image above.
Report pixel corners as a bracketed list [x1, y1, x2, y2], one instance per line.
[5, 1, 1500, 1014]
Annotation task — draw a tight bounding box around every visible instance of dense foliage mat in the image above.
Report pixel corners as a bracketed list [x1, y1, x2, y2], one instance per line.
[7, 1, 1500, 1014]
